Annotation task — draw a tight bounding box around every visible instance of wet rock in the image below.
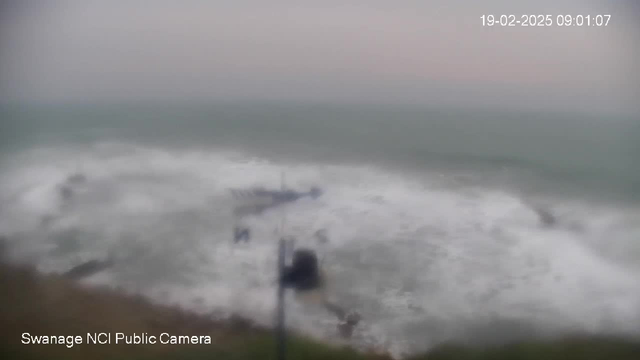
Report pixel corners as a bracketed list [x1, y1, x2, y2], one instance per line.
[532, 206, 557, 228]
[338, 311, 361, 339]
[58, 185, 74, 201]
[63, 258, 114, 280]
[40, 214, 56, 228]
[57, 172, 88, 203]
[67, 173, 87, 185]
[315, 229, 329, 244]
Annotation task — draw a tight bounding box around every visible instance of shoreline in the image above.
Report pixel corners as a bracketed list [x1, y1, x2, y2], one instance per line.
[0, 258, 390, 359]
[1, 259, 639, 360]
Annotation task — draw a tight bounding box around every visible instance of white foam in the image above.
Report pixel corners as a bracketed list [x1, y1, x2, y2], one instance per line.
[1, 142, 640, 357]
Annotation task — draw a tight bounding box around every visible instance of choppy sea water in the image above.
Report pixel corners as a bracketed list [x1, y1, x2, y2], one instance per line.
[1, 105, 639, 358]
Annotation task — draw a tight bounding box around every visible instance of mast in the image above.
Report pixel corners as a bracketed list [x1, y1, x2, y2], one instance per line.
[276, 170, 287, 360]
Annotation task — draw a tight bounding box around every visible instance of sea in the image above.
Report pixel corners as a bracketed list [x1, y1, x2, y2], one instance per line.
[1, 103, 639, 357]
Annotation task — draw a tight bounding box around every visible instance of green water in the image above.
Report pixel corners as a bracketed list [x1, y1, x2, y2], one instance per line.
[1, 103, 639, 202]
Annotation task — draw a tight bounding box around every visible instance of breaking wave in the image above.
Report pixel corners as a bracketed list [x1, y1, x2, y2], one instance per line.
[1, 141, 639, 358]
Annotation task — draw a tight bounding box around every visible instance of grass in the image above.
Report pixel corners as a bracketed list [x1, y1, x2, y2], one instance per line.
[1, 259, 639, 360]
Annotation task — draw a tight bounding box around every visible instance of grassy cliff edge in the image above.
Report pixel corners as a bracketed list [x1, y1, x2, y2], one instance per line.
[1, 261, 639, 360]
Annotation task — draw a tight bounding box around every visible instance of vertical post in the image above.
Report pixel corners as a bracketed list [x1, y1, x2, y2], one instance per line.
[277, 170, 287, 360]
[276, 237, 286, 360]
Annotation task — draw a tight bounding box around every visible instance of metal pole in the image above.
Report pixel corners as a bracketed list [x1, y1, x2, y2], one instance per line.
[276, 170, 287, 360]
[276, 237, 286, 360]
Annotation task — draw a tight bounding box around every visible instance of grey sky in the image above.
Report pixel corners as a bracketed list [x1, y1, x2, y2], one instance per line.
[1, 1, 638, 114]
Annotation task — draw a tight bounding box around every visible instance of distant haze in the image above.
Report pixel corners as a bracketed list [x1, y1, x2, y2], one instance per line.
[1, 0, 638, 114]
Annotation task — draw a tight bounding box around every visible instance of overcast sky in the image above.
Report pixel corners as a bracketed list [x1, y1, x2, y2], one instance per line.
[0, 0, 638, 114]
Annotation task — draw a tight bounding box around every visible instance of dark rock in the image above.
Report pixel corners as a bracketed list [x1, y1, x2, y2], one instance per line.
[338, 311, 361, 339]
[67, 173, 87, 185]
[63, 258, 114, 280]
[315, 229, 329, 244]
[533, 206, 557, 228]
[59, 185, 73, 201]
